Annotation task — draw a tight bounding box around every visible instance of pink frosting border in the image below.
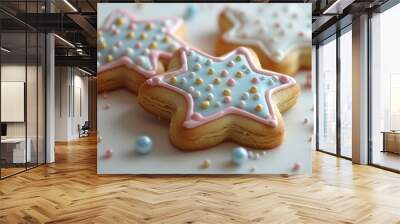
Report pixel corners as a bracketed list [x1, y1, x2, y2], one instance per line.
[146, 47, 297, 129]
[97, 9, 186, 78]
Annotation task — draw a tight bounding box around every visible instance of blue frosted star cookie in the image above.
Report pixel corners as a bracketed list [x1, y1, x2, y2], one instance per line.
[138, 47, 300, 151]
[97, 9, 186, 93]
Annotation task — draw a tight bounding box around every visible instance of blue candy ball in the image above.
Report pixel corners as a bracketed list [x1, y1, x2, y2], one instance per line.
[183, 5, 199, 20]
[232, 147, 248, 165]
[135, 136, 153, 155]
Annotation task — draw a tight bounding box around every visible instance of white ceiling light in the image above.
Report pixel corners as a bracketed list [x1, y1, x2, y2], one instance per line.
[323, 0, 355, 15]
[54, 34, 75, 48]
[1, 47, 11, 53]
[78, 68, 93, 76]
[63, 0, 78, 12]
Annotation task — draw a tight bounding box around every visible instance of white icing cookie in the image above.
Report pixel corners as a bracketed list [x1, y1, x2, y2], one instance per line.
[222, 4, 312, 63]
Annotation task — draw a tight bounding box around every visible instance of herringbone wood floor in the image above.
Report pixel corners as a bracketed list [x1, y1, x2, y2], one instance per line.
[1, 136, 400, 224]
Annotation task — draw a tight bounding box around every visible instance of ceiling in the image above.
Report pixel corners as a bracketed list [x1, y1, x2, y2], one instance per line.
[311, 0, 391, 43]
[0, 0, 395, 72]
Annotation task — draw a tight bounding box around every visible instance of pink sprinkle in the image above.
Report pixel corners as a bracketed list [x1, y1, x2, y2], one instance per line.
[223, 96, 232, 104]
[105, 149, 113, 158]
[129, 23, 136, 30]
[292, 162, 302, 171]
[279, 76, 289, 83]
[251, 77, 259, 84]
[111, 28, 119, 35]
[227, 78, 236, 87]
[115, 41, 122, 48]
[220, 70, 229, 77]
[103, 104, 111, 110]
[135, 42, 142, 49]
[227, 61, 235, 67]
[298, 32, 304, 38]
[191, 112, 203, 121]
[148, 77, 160, 86]
[273, 22, 280, 28]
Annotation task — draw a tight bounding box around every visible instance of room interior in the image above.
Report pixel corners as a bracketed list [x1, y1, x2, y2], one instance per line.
[0, 0, 96, 179]
[0, 30, 46, 177]
[314, 0, 400, 171]
[0, 0, 400, 223]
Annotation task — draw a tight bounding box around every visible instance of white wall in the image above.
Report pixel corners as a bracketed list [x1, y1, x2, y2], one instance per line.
[1, 65, 26, 137]
[1, 65, 40, 138]
[54, 67, 89, 141]
[55, 67, 70, 141]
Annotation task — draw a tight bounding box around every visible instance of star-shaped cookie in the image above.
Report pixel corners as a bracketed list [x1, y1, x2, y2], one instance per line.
[138, 47, 300, 151]
[217, 4, 312, 75]
[97, 9, 186, 93]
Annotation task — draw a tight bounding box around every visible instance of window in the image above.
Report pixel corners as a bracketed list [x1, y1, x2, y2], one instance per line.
[0, 1, 47, 179]
[317, 37, 337, 154]
[339, 29, 352, 158]
[370, 3, 400, 171]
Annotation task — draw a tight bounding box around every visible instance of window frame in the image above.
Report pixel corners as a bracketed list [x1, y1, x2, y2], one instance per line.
[315, 24, 353, 161]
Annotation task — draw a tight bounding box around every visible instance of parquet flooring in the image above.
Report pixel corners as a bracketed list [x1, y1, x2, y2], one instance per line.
[1, 135, 400, 224]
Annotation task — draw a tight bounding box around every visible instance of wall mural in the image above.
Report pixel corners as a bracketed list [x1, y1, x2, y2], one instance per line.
[97, 3, 313, 175]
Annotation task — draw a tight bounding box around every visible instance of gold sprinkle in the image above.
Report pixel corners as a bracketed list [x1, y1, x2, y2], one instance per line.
[106, 55, 113, 62]
[195, 78, 203, 85]
[235, 55, 241, 61]
[255, 104, 263, 112]
[200, 101, 210, 109]
[170, 76, 177, 85]
[98, 41, 107, 50]
[115, 17, 124, 26]
[127, 31, 135, 39]
[145, 22, 153, 30]
[162, 36, 169, 43]
[249, 86, 257, 93]
[223, 89, 231, 96]
[140, 32, 148, 40]
[213, 78, 221, 85]
[149, 42, 158, 49]
[97, 31, 103, 37]
[207, 68, 214, 75]
[235, 71, 244, 78]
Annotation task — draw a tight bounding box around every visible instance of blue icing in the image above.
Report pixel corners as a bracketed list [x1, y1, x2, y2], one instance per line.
[166, 50, 284, 119]
[97, 17, 180, 71]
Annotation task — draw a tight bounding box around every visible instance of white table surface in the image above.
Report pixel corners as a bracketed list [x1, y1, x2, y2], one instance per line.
[97, 3, 313, 175]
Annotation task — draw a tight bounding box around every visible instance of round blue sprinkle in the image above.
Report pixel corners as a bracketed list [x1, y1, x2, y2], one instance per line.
[183, 5, 199, 21]
[232, 147, 248, 165]
[135, 136, 153, 155]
